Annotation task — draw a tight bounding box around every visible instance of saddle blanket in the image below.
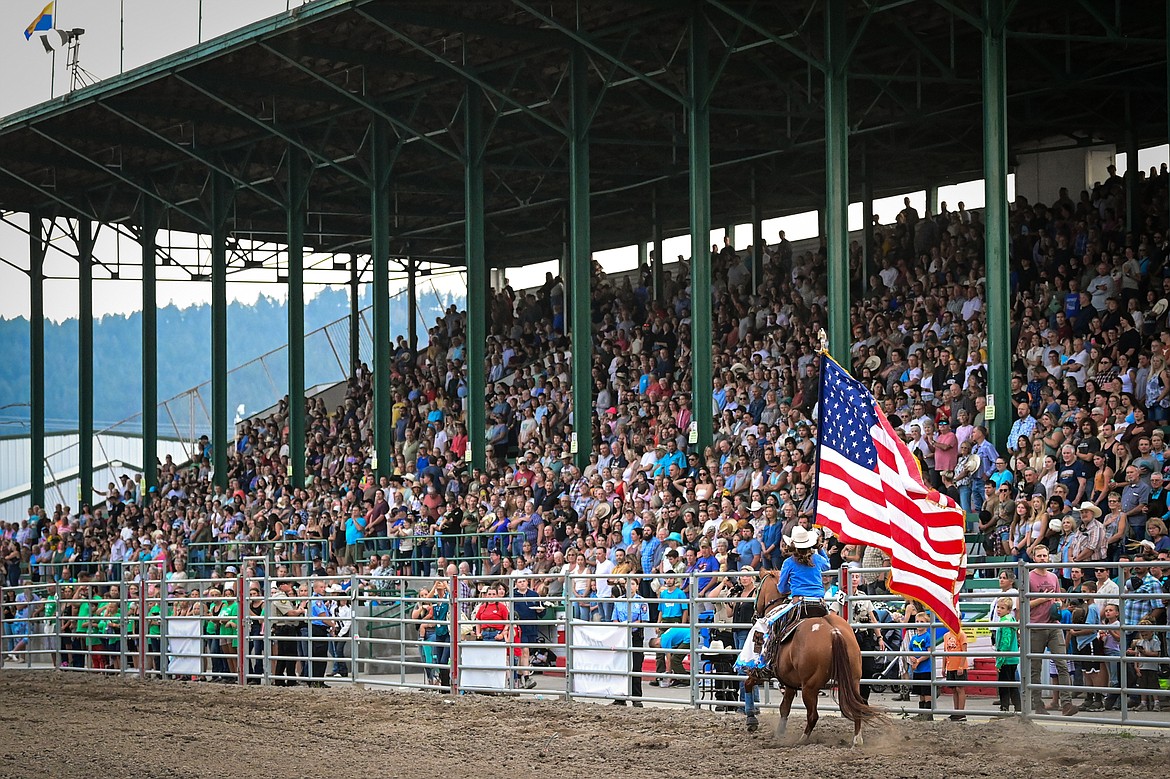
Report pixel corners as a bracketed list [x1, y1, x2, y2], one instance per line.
[733, 602, 793, 673]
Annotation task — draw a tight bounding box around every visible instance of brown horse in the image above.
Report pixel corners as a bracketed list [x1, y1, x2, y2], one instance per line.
[744, 570, 883, 746]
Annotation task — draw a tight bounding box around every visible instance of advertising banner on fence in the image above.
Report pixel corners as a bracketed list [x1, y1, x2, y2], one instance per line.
[167, 617, 202, 676]
[570, 624, 629, 697]
[460, 642, 509, 691]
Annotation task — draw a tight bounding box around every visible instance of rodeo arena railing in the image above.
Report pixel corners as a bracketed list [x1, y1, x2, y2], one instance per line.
[2, 560, 1168, 727]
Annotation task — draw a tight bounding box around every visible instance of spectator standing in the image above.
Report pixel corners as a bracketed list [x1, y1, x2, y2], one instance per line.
[1026, 545, 1079, 716]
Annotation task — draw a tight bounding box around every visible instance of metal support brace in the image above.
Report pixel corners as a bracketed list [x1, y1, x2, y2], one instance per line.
[982, 0, 1012, 449]
[1126, 127, 1140, 241]
[29, 213, 46, 509]
[689, 11, 714, 451]
[141, 202, 160, 502]
[824, 0, 851, 362]
[569, 47, 594, 469]
[371, 120, 394, 480]
[466, 85, 488, 473]
[287, 148, 308, 490]
[210, 172, 232, 490]
[77, 220, 94, 507]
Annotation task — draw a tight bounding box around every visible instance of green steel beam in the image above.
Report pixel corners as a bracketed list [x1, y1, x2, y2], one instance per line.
[1126, 128, 1140, 240]
[861, 147, 876, 286]
[825, 0, 851, 363]
[98, 103, 285, 209]
[260, 44, 465, 164]
[705, 0, 825, 72]
[27, 127, 209, 231]
[407, 258, 418, 353]
[983, 0, 1012, 449]
[357, 6, 569, 139]
[569, 47, 594, 470]
[689, 10, 714, 451]
[29, 213, 46, 509]
[511, 0, 687, 107]
[466, 85, 488, 472]
[652, 187, 664, 302]
[349, 254, 361, 376]
[210, 172, 232, 489]
[750, 168, 763, 293]
[77, 220, 94, 509]
[175, 75, 371, 189]
[287, 147, 308, 489]
[140, 201, 160, 504]
[371, 120, 394, 480]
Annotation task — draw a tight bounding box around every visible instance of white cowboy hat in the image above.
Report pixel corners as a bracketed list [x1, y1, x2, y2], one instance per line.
[1153, 298, 1168, 318]
[1076, 501, 1102, 519]
[783, 526, 820, 549]
[749, 501, 763, 513]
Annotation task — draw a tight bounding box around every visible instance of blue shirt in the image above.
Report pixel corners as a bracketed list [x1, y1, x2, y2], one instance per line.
[613, 597, 649, 624]
[310, 597, 330, 626]
[735, 538, 763, 569]
[641, 537, 661, 575]
[695, 554, 720, 593]
[659, 587, 688, 618]
[345, 515, 366, 545]
[907, 627, 948, 674]
[659, 626, 690, 649]
[776, 550, 830, 599]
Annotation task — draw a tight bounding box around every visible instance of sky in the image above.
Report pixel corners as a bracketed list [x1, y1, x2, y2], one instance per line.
[1, 1, 1168, 322]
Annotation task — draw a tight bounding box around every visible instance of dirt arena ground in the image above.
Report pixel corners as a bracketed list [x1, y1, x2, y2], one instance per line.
[1, 672, 1166, 779]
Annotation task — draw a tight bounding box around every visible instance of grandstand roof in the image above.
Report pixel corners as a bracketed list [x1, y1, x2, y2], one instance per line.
[0, 0, 1166, 273]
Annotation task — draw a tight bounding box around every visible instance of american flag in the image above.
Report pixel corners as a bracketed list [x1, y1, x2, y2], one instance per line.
[814, 357, 967, 632]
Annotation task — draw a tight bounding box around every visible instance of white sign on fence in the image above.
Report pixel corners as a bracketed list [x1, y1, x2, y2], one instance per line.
[459, 641, 509, 691]
[570, 624, 630, 697]
[167, 617, 202, 676]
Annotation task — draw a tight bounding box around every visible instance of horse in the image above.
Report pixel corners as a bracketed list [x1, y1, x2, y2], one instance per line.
[743, 569, 883, 747]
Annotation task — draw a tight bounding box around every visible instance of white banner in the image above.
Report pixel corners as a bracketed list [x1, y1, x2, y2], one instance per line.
[459, 641, 509, 691]
[167, 617, 202, 676]
[570, 624, 630, 697]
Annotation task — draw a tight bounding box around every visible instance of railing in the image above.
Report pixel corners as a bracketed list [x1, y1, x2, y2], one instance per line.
[3, 560, 1167, 728]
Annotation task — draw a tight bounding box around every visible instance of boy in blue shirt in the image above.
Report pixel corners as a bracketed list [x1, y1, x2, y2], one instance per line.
[658, 577, 688, 624]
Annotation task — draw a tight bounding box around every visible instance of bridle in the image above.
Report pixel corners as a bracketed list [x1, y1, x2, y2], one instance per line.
[754, 569, 785, 617]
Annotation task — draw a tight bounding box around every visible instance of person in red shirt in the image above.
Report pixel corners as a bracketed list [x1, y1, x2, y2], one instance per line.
[474, 582, 510, 641]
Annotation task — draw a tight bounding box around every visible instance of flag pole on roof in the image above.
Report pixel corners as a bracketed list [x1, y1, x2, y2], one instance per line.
[811, 329, 968, 633]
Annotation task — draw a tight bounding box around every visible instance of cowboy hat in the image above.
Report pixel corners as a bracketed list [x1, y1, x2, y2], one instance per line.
[783, 526, 820, 549]
[749, 501, 763, 512]
[1076, 501, 1102, 518]
[1154, 298, 1169, 318]
[593, 502, 613, 521]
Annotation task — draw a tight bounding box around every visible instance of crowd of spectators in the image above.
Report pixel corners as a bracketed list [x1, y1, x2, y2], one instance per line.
[4, 160, 1170, 709]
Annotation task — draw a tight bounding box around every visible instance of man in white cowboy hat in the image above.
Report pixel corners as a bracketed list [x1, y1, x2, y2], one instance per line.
[1073, 501, 1107, 564]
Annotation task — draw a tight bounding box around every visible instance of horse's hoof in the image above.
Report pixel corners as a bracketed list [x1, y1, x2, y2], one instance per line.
[852, 735, 864, 748]
[797, 735, 811, 745]
[746, 716, 759, 733]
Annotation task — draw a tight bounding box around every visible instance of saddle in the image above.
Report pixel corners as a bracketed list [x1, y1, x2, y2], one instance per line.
[774, 599, 829, 646]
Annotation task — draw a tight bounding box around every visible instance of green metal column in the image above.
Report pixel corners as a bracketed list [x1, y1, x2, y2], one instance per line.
[983, 0, 1012, 449]
[465, 84, 487, 471]
[77, 220, 94, 507]
[569, 47, 594, 468]
[287, 148, 307, 489]
[371, 120, 393, 479]
[651, 187, 664, 302]
[824, 0, 851, 362]
[141, 202, 159, 502]
[689, 10, 714, 450]
[407, 258, 418, 353]
[750, 169, 763, 294]
[638, 241, 648, 277]
[210, 172, 231, 490]
[29, 213, 46, 509]
[1126, 128, 1140, 240]
[861, 147, 875, 287]
[349, 254, 360, 375]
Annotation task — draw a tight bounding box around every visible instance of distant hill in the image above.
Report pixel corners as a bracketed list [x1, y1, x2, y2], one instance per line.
[0, 286, 462, 434]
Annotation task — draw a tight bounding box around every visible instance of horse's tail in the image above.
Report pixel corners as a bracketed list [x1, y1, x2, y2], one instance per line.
[830, 628, 883, 726]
